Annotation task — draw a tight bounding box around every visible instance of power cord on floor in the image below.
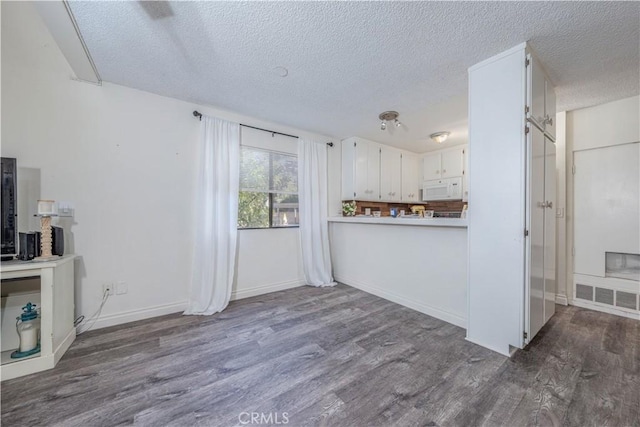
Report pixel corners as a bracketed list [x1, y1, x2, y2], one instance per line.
[75, 288, 110, 335]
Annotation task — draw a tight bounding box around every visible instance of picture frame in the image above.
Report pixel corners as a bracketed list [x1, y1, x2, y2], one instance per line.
[424, 210, 434, 219]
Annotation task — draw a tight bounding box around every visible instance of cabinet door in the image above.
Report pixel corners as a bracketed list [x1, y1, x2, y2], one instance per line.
[543, 136, 556, 323]
[401, 153, 419, 202]
[441, 147, 464, 178]
[527, 55, 546, 131]
[354, 139, 369, 199]
[544, 80, 556, 139]
[527, 127, 545, 341]
[423, 152, 441, 181]
[380, 147, 401, 202]
[367, 142, 381, 200]
[341, 139, 356, 199]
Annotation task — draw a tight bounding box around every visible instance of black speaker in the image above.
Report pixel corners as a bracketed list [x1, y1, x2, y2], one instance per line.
[35, 227, 64, 257]
[52, 226, 64, 256]
[18, 232, 37, 261]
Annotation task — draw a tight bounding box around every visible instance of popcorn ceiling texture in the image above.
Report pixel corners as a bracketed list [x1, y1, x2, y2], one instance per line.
[68, 1, 639, 153]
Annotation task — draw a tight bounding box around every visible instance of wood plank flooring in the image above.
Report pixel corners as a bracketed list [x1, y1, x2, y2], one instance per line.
[1, 284, 639, 426]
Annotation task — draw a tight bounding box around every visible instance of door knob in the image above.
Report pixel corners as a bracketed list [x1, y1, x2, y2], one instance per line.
[546, 201, 553, 208]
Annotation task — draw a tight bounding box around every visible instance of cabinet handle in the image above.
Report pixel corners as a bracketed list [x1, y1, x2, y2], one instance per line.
[435, 170, 440, 174]
[544, 115, 554, 126]
[546, 201, 553, 209]
[443, 169, 447, 174]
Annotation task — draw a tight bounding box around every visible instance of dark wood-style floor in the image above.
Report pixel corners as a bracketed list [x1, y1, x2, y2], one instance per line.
[1, 285, 639, 426]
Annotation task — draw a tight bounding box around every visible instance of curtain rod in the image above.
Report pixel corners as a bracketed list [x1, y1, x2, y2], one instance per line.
[192, 111, 333, 147]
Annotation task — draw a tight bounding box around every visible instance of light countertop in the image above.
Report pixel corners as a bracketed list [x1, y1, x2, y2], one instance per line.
[328, 216, 467, 228]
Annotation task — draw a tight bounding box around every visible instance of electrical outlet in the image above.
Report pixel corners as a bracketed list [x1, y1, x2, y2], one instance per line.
[116, 281, 128, 295]
[102, 283, 114, 296]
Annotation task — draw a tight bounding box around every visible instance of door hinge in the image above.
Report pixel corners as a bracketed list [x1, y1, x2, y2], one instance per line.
[572, 164, 576, 175]
[354, 192, 356, 198]
[354, 142, 356, 147]
[523, 331, 528, 340]
[525, 105, 529, 114]
[524, 229, 529, 237]
[525, 58, 530, 67]
[525, 126, 530, 134]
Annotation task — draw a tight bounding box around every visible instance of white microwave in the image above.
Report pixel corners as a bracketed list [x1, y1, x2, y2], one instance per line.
[422, 177, 463, 201]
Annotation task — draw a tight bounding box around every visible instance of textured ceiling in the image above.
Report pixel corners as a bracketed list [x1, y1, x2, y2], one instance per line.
[67, 1, 639, 152]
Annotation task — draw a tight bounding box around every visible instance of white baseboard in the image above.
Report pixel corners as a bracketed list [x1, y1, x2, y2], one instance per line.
[231, 279, 304, 301]
[555, 294, 569, 305]
[335, 274, 466, 329]
[570, 299, 640, 321]
[89, 301, 188, 331]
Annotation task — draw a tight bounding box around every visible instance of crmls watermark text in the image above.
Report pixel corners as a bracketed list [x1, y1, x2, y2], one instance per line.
[238, 412, 289, 425]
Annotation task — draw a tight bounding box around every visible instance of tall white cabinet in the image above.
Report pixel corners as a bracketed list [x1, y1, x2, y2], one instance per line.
[467, 43, 556, 356]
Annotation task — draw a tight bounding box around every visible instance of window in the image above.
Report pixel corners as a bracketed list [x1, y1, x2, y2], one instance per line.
[238, 147, 299, 229]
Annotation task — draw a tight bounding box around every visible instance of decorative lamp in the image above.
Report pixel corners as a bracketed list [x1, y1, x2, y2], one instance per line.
[34, 199, 59, 261]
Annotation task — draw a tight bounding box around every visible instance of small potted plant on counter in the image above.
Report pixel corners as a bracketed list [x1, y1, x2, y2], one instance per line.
[342, 200, 357, 216]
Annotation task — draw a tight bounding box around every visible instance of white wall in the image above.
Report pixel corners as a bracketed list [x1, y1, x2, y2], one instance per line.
[565, 95, 640, 304]
[1, 2, 335, 329]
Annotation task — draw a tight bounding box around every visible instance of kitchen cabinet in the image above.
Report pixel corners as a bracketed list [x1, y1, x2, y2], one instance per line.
[422, 146, 465, 181]
[380, 147, 401, 202]
[401, 153, 420, 202]
[527, 55, 556, 139]
[341, 137, 380, 201]
[467, 43, 556, 356]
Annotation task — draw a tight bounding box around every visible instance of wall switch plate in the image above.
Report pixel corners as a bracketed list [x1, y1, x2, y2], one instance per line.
[58, 201, 74, 217]
[116, 281, 128, 295]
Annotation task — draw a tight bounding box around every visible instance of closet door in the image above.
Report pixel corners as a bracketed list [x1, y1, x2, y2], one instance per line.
[527, 126, 546, 341]
[543, 136, 556, 323]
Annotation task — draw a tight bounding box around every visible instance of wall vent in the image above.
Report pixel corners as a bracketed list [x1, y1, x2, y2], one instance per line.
[595, 288, 615, 305]
[616, 291, 638, 310]
[576, 284, 594, 301]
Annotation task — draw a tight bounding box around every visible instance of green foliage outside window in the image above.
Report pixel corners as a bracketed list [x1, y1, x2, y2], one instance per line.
[238, 147, 299, 229]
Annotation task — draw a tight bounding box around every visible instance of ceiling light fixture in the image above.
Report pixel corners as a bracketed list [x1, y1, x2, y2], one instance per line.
[379, 111, 401, 131]
[430, 131, 450, 144]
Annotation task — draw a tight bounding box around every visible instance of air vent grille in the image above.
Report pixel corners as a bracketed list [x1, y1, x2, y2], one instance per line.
[595, 288, 614, 305]
[576, 284, 593, 301]
[616, 291, 638, 310]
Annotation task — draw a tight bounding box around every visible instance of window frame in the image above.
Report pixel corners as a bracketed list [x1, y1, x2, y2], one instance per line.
[238, 146, 299, 230]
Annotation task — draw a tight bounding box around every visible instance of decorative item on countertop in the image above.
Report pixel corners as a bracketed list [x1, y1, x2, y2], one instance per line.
[34, 200, 59, 262]
[461, 204, 468, 219]
[424, 210, 435, 219]
[11, 302, 41, 359]
[390, 208, 397, 218]
[342, 200, 357, 216]
[411, 205, 426, 217]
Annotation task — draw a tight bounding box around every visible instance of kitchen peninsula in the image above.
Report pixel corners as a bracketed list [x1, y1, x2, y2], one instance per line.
[328, 217, 468, 327]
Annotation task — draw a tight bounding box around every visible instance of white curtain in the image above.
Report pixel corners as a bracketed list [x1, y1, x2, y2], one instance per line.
[185, 116, 240, 315]
[298, 139, 336, 287]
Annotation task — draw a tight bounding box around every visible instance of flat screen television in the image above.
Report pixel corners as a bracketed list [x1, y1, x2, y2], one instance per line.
[1, 157, 18, 260]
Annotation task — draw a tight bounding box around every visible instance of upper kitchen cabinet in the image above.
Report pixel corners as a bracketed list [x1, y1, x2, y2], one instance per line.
[380, 147, 402, 202]
[342, 137, 380, 201]
[422, 146, 465, 181]
[527, 55, 556, 139]
[401, 153, 420, 203]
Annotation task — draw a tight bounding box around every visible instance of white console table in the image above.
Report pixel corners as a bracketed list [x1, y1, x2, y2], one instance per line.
[1, 255, 76, 381]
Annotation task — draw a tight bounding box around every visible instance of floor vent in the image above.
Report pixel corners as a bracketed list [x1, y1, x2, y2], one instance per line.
[576, 284, 593, 301]
[595, 288, 614, 305]
[616, 291, 638, 310]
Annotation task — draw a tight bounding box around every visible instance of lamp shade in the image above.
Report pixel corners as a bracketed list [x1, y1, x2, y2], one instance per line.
[37, 200, 56, 216]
